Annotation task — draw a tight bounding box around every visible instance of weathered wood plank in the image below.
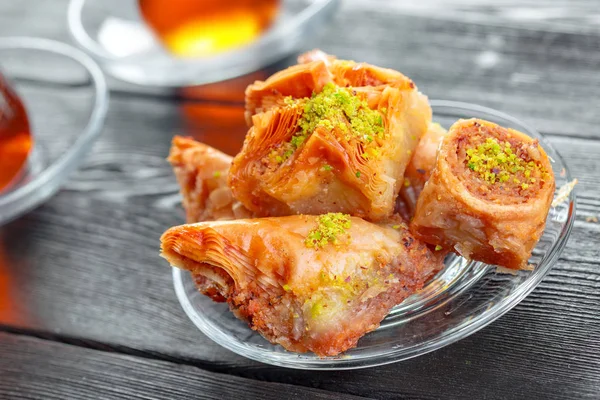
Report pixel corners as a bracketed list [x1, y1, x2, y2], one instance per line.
[345, 0, 600, 34]
[0, 332, 371, 400]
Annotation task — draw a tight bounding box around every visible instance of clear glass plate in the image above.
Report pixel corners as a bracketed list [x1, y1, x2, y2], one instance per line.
[0, 37, 108, 225]
[67, 0, 339, 87]
[172, 100, 575, 370]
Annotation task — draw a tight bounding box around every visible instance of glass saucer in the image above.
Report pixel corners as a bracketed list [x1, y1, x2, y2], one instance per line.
[0, 37, 108, 225]
[67, 0, 339, 87]
[172, 100, 575, 369]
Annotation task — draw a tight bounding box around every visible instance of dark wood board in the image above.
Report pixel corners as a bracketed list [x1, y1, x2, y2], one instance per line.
[0, 0, 599, 399]
[0, 332, 372, 400]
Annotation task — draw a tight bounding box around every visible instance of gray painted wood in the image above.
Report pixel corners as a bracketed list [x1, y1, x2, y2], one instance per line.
[0, 0, 599, 399]
[345, 0, 600, 34]
[0, 332, 371, 400]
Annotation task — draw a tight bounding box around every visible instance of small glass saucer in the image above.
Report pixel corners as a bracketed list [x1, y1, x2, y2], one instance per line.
[0, 37, 108, 225]
[172, 100, 575, 370]
[67, 0, 340, 87]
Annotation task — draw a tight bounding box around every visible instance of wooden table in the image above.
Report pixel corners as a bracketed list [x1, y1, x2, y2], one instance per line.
[1, 1, 599, 399]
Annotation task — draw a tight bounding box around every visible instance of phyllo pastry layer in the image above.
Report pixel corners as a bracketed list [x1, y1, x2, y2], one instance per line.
[231, 53, 432, 221]
[161, 214, 443, 356]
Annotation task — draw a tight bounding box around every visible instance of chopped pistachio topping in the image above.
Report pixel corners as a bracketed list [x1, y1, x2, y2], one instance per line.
[298, 82, 384, 139]
[435, 245, 443, 251]
[355, 171, 361, 178]
[283, 95, 295, 106]
[212, 171, 221, 178]
[268, 142, 295, 165]
[465, 137, 539, 187]
[305, 212, 351, 249]
[361, 146, 381, 160]
[290, 134, 306, 149]
[310, 301, 324, 317]
[282, 284, 291, 292]
[321, 164, 333, 172]
[280, 83, 385, 163]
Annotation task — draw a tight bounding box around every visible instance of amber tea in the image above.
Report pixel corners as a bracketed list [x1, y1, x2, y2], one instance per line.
[0, 72, 33, 192]
[139, 0, 280, 57]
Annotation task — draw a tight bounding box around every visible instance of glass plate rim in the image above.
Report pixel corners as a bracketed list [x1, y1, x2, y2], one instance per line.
[172, 100, 576, 370]
[0, 36, 109, 225]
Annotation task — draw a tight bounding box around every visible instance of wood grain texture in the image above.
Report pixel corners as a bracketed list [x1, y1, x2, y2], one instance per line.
[0, 332, 371, 400]
[346, 0, 600, 34]
[0, 0, 598, 399]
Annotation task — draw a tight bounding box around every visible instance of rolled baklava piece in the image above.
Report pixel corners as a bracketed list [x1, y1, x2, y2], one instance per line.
[161, 214, 443, 356]
[410, 119, 555, 269]
[230, 56, 431, 221]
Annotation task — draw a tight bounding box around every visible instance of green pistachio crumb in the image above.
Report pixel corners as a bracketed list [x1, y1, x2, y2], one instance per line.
[311, 301, 324, 317]
[284, 82, 385, 162]
[305, 213, 351, 249]
[290, 134, 306, 149]
[465, 137, 540, 187]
